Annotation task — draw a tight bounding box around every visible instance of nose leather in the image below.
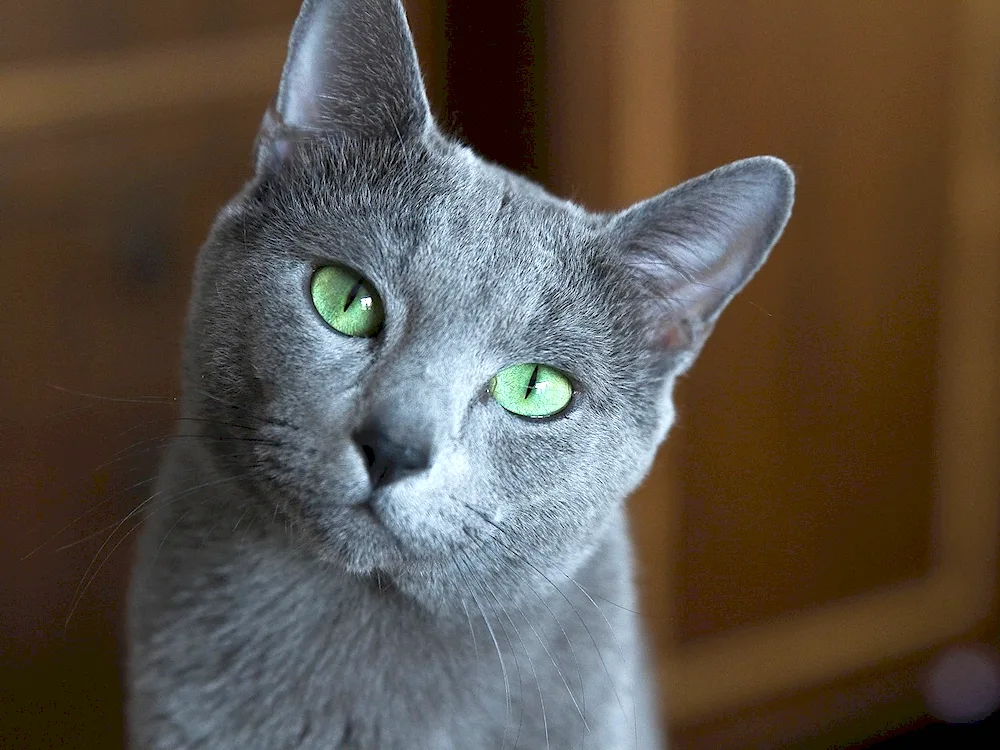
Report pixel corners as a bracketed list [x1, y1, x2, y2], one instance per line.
[352, 417, 431, 488]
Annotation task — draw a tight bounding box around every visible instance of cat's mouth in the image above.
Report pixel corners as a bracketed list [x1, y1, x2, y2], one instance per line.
[284, 482, 435, 577]
[243, 436, 454, 578]
[353, 499, 380, 522]
[342, 496, 398, 541]
[306, 507, 405, 575]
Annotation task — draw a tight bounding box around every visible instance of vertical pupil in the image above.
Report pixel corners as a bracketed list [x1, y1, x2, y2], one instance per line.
[524, 364, 540, 400]
[343, 278, 364, 312]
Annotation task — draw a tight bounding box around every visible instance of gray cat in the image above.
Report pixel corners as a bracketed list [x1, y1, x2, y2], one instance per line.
[126, 0, 794, 748]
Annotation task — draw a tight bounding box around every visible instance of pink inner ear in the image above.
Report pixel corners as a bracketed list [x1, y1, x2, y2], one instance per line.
[663, 323, 687, 350]
[280, 4, 331, 131]
[661, 319, 695, 352]
[254, 109, 299, 174]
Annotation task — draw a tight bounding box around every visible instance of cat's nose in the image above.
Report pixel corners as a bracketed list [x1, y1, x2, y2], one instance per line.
[352, 418, 432, 489]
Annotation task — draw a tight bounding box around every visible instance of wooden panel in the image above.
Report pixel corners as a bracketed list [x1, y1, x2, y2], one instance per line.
[545, 0, 1000, 745]
[0, 0, 301, 65]
[442, 0, 547, 178]
[0, 98, 268, 421]
[672, 0, 949, 640]
[0, 0, 438, 73]
[0, 4, 441, 138]
[0, 30, 286, 136]
[0, 96, 269, 747]
[663, 0, 999, 730]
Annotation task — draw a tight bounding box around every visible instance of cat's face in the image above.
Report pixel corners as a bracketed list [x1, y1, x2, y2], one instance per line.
[181, 0, 794, 609]
[188, 137, 667, 605]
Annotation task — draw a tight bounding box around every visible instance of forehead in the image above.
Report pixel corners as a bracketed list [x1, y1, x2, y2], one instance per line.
[257, 137, 651, 392]
[299, 140, 607, 343]
[394, 158, 608, 358]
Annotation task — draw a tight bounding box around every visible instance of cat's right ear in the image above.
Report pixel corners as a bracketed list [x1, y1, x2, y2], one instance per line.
[611, 156, 794, 373]
[255, 0, 433, 173]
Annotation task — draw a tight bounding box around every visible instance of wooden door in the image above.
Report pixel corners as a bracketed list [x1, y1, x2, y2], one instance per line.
[546, 1, 1000, 746]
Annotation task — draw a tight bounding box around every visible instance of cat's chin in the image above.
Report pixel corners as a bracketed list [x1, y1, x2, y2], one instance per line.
[282, 502, 462, 608]
[295, 503, 407, 573]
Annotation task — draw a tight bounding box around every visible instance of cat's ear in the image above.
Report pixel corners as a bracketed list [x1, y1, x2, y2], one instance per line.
[255, 0, 433, 172]
[613, 156, 794, 370]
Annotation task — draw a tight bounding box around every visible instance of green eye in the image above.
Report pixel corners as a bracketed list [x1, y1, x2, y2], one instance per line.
[310, 265, 384, 337]
[489, 363, 573, 419]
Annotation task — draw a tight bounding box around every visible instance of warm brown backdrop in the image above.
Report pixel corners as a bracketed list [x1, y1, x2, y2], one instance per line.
[2, 2, 998, 748]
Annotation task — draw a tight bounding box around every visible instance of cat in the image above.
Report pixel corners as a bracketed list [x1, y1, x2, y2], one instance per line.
[126, 0, 794, 748]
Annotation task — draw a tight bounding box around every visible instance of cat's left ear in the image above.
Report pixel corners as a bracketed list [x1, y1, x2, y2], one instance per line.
[612, 156, 794, 370]
[255, 0, 433, 172]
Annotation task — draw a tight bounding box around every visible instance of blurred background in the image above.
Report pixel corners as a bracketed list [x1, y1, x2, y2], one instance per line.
[2, 1, 998, 747]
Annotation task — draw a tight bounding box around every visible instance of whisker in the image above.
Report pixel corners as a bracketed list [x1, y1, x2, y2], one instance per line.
[462, 524, 589, 732]
[45, 400, 118, 422]
[460, 597, 481, 668]
[483, 581, 549, 750]
[479, 577, 526, 749]
[455, 554, 512, 750]
[515, 590, 588, 736]
[25, 445, 253, 561]
[232, 508, 251, 533]
[89, 431, 281, 478]
[113, 415, 267, 442]
[47, 520, 127, 554]
[21, 474, 158, 561]
[66, 473, 242, 629]
[150, 507, 195, 569]
[46, 384, 177, 405]
[564, 575, 638, 746]
[461, 502, 631, 733]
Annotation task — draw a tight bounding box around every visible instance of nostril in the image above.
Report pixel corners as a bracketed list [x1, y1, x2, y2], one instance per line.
[359, 443, 376, 470]
[357, 440, 388, 487]
[352, 421, 431, 489]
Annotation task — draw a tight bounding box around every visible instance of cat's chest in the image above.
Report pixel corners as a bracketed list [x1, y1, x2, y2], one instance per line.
[130, 528, 487, 749]
[129, 497, 650, 749]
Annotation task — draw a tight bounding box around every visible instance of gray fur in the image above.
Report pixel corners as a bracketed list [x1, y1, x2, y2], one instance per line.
[127, 1, 794, 748]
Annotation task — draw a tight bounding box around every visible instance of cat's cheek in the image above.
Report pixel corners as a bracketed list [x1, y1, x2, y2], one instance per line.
[431, 445, 473, 487]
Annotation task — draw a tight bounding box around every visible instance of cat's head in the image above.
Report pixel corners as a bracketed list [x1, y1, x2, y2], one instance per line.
[184, 0, 794, 608]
